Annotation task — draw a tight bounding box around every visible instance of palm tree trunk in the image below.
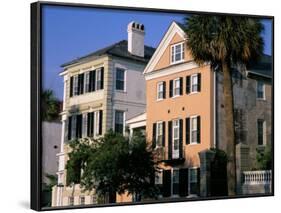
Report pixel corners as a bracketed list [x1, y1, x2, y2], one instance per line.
[222, 60, 236, 196]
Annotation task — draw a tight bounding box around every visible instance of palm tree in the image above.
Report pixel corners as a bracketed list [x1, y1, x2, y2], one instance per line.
[41, 89, 61, 121]
[184, 15, 263, 195]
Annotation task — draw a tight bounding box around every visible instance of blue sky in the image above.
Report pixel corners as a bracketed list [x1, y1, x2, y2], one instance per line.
[42, 5, 272, 100]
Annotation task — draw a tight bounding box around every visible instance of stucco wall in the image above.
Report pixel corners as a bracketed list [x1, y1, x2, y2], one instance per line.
[42, 121, 62, 183]
[216, 69, 272, 171]
[146, 64, 214, 168]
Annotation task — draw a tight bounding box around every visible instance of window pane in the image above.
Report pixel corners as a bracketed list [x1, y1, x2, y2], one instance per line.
[115, 111, 124, 133]
[173, 170, 179, 183]
[116, 80, 124, 90]
[192, 117, 197, 130]
[116, 68, 125, 80]
[190, 169, 197, 183]
[257, 81, 264, 98]
[116, 68, 125, 90]
[157, 82, 163, 99]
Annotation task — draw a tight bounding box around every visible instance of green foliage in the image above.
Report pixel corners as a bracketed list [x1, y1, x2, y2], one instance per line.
[65, 130, 158, 201]
[256, 144, 272, 170]
[184, 15, 264, 65]
[41, 89, 61, 121]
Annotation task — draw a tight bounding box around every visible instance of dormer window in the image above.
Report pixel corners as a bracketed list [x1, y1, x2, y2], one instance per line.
[171, 42, 185, 64]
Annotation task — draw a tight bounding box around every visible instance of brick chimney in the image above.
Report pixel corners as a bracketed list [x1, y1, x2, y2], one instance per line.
[127, 21, 145, 57]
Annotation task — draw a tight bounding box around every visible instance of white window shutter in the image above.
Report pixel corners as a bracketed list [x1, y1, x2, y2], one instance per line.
[71, 115, 77, 139]
[82, 113, 88, 138]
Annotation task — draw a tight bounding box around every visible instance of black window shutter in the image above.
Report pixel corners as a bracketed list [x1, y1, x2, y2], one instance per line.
[198, 73, 201, 92]
[179, 77, 183, 95]
[78, 75, 81, 95]
[90, 70, 96, 92]
[76, 114, 82, 138]
[186, 117, 190, 144]
[179, 119, 183, 158]
[78, 73, 84, 95]
[186, 76, 190, 94]
[87, 112, 94, 137]
[99, 110, 103, 135]
[162, 170, 171, 197]
[89, 71, 93, 91]
[152, 123, 156, 149]
[67, 116, 72, 140]
[162, 121, 166, 147]
[169, 80, 173, 97]
[179, 168, 189, 197]
[70, 77, 73, 97]
[92, 112, 95, 136]
[100, 67, 104, 90]
[197, 116, 201, 144]
[168, 121, 172, 159]
[163, 81, 166, 99]
[87, 113, 90, 137]
[197, 168, 200, 195]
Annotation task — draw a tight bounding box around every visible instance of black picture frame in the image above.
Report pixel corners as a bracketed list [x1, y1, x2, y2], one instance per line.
[31, 1, 274, 211]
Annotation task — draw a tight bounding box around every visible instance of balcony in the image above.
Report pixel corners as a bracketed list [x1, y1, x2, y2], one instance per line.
[154, 146, 185, 165]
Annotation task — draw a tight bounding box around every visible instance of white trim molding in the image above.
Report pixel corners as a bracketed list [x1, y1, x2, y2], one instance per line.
[143, 22, 186, 74]
[144, 61, 199, 81]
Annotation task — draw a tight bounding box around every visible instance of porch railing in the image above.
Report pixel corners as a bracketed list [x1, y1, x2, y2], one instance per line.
[243, 170, 272, 185]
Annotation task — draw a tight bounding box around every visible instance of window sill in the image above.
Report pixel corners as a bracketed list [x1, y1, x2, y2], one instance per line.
[189, 91, 199, 95]
[156, 98, 164, 102]
[188, 142, 199, 145]
[171, 94, 181, 99]
[116, 89, 127, 93]
[69, 89, 104, 98]
[256, 98, 266, 101]
[170, 60, 185, 65]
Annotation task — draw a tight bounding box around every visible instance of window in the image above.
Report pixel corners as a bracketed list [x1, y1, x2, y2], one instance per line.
[157, 82, 164, 100]
[94, 111, 100, 136]
[191, 116, 198, 144]
[69, 196, 74, 206]
[155, 170, 163, 185]
[156, 122, 163, 147]
[80, 196, 85, 205]
[257, 81, 265, 99]
[84, 71, 90, 93]
[172, 169, 179, 195]
[115, 110, 124, 134]
[96, 68, 102, 90]
[171, 43, 184, 64]
[191, 74, 198, 92]
[257, 119, 266, 145]
[82, 113, 88, 138]
[172, 119, 180, 158]
[87, 112, 94, 137]
[73, 75, 79, 96]
[116, 68, 125, 91]
[189, 168, 198, 195]
[173, 78, 180, 97]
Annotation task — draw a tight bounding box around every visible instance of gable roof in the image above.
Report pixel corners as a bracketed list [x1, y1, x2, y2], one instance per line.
[143, 21, 186, 74]
[61, 40, 155, 68]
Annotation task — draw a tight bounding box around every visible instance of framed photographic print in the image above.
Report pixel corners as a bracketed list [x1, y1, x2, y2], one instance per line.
[31, 1, 274, 211]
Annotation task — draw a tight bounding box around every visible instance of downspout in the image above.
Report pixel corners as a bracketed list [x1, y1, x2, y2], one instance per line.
[213, 71, 217, 149]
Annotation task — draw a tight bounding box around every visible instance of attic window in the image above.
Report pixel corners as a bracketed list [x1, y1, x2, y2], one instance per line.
[132, 23, 135, 28]
[171, 42, 185, 64]
[140, 24, 144, 30]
